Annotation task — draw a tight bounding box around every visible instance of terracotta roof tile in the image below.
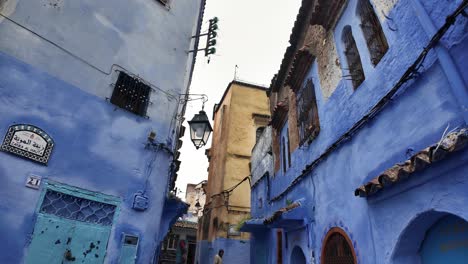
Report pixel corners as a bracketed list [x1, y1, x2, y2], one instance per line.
[263, 202, 301, 225]
[355, 128, 468, 197]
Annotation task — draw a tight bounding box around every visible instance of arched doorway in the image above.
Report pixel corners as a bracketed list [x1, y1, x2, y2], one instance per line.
[421, 215, 468, 264]
[321, 227, 357, 264]
[290, 246, 306, 264]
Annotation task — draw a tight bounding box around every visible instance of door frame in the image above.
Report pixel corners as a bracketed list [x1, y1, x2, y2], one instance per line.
[27, 180, 121, 262]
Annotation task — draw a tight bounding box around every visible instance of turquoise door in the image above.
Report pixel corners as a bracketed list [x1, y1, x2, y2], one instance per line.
[420, 215, 468, 264]
[25, 182, 119, 264]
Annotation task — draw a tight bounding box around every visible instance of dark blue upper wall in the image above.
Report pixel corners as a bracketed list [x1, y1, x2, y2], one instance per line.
[252, 0, 468, 263]
[270, 0, 467, 201]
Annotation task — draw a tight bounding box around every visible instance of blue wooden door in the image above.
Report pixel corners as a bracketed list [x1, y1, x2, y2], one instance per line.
[421, 215, 468, 264]
[25, 183, 119, 264]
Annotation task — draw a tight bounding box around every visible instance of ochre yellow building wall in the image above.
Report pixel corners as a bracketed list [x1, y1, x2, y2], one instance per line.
[200, 81, 269, 242]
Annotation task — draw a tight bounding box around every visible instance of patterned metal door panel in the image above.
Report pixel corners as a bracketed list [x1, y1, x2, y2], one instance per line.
[26, 187, 117, 264]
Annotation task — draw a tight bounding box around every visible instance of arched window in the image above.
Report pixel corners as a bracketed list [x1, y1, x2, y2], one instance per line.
[321, 228, 357, 264]
[342, 26, 365, 89]
[357, 0, 389, 66]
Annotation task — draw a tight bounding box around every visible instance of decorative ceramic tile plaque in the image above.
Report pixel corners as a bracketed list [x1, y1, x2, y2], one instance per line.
[1, 124, 54, 164]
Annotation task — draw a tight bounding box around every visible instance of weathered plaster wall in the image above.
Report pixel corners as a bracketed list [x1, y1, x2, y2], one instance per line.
[251, 126, 273, 186]
[251, 0, 468, 263]
[198, 82, 269, 263]
[0, 0, 201, 140]
[304, 25, 342, 99]
[0, 53, 174, 263]
[0, 0, 203, 262]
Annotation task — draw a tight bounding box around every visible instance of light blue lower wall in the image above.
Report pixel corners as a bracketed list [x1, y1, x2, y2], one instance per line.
[0, 51, 186, 263]
[196, 238, 250, 264]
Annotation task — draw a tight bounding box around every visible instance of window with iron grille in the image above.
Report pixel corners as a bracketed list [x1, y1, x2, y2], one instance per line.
[322, 229, 357, 264]
[296, 79, 320, 145]
[342, 26, 365, 89]
[110, 71, 151, 116]
[40, 189, 117, 226]
[358, 0, 389, 66]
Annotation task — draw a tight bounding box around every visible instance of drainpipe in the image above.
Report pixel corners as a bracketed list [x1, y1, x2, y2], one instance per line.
[410, 0, 468, 123]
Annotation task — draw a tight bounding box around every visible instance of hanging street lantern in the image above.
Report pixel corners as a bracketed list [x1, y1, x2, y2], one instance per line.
[188, 109, 213, 149]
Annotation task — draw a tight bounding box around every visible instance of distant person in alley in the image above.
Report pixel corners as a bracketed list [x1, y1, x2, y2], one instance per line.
[213, 249, 224, 264]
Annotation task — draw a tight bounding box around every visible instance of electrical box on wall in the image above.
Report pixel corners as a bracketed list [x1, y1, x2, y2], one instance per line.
[119, 234, 139, 264]
[132, 192, 148, 211]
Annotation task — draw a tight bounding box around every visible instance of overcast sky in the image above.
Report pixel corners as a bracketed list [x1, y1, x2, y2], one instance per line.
[175, 0, 302, 199]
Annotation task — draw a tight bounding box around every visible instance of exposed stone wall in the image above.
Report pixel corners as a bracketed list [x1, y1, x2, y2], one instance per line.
[288, 89, 300, 151]
[304, 25, 342, 99]
[372, 0, 399, 21]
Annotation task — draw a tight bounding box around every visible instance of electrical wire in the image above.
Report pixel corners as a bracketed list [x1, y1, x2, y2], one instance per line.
[0, 12, 178, 100]
[270, 0, 468, 202]
[201, 175, 251, 212]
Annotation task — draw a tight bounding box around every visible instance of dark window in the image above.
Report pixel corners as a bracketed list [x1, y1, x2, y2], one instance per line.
[256, 127, 266, 143]
[342, 26, 365, 89]
[286, 129, 291, 168]
[296, 79, 320, 145]
[276, 230, 283, 264]
[322, 229, 356, 264]
[110, 71, 151, 116]
[282, 137, 287, 174]
[358, 0, 389, 66]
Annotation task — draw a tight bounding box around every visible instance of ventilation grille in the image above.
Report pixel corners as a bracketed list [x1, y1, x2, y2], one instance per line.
[40, 190, 116, 226]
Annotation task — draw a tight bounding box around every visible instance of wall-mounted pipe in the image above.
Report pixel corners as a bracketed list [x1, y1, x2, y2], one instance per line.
[411, 0, 468, 123]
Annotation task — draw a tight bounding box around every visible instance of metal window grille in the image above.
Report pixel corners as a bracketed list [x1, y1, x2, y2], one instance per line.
[110, 71, 151, 116]
[296, 79, 320, 145]
[342, 26, 365, 89]
[358, 0, 389, 65]
[323, 233, 356, 264]
[40, 190, 117, 226]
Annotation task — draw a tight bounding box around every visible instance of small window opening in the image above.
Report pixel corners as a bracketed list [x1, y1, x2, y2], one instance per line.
[358, 0, 389, 66]
[110, 71, 151, 116]
[342, 26, 365, 89]
[286, 129, 291, 168]
[282, 137, 287, 174]
[256, 127, 266, 142]
[296, 79, 320, 145]
[277, 230, 283, 264]
[124, 235, 139, 245]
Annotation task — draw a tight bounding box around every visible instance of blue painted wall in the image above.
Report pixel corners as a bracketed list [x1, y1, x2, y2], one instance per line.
[0, 0, 203, 262]
[249, 0, 468, 263]
[196, 238, 250, 264]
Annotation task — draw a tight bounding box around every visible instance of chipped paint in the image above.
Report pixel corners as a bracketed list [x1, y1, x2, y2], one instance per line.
[248, 0, 468, 263]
